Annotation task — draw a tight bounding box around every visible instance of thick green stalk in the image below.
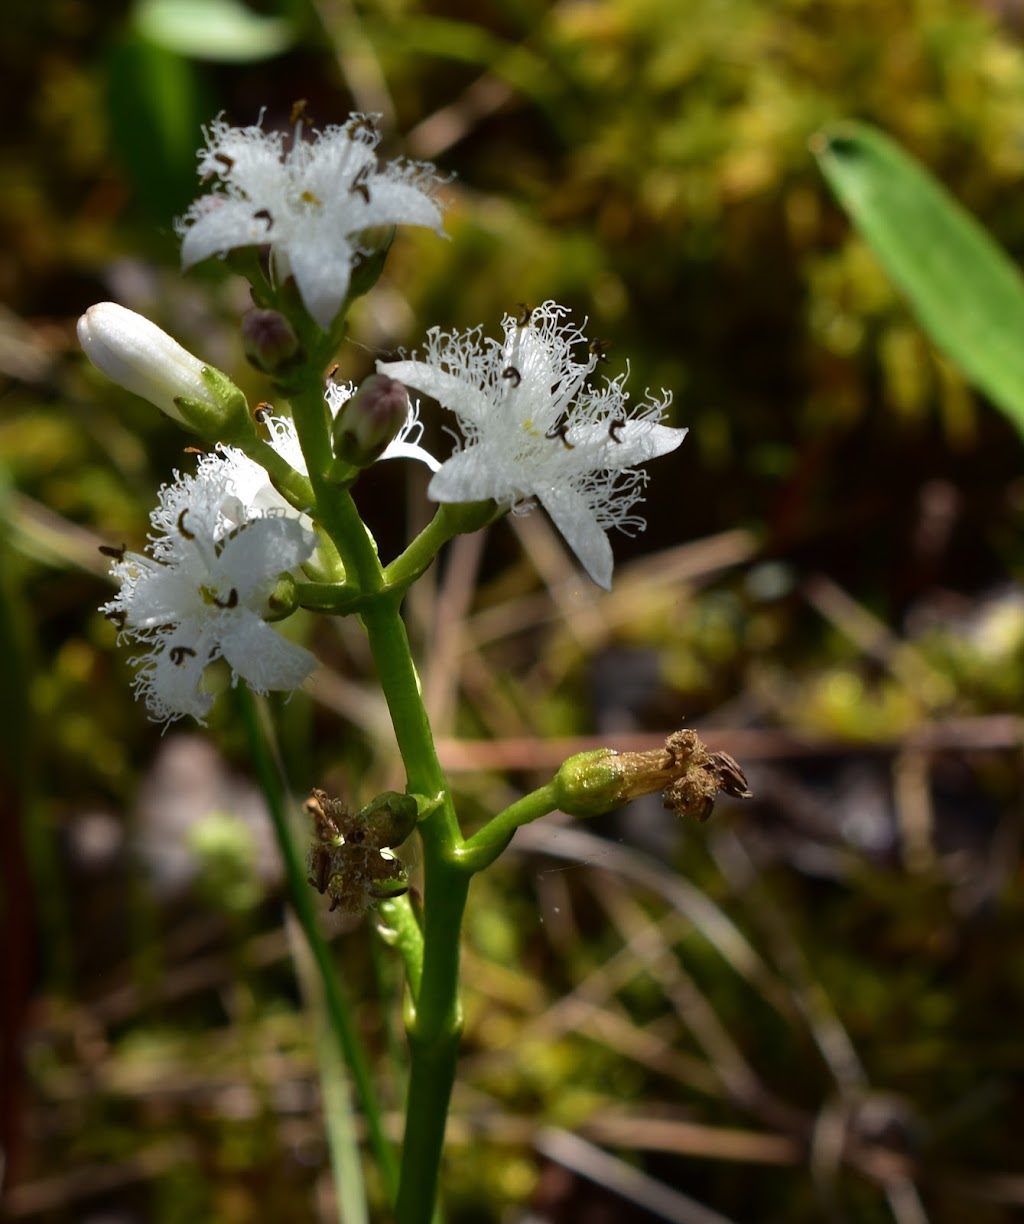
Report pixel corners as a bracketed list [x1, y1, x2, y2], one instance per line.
[358, 597, 468, 1224]
[291, 377, 477, 1223]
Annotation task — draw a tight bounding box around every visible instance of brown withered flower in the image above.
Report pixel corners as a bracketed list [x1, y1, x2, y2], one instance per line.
[305, 788, 418, 914]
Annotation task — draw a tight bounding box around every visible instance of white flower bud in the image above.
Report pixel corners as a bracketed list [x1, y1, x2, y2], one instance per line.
[77, 303, 220, 426]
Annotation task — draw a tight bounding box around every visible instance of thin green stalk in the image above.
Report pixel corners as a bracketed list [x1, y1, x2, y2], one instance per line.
[376, 894, 426, 997]
[288, 908, 369, 1224]
[383, 502, 499, 590]
[455, 783, 560, 874]
[236, 687, 399, 1198]
[294, 580, 366, 614]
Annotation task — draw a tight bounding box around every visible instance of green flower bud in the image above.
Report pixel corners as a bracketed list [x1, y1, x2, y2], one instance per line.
[331, 373, 411, 468]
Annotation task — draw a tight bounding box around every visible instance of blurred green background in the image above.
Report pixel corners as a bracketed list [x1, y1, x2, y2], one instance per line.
[3, 0, 1024, 1220]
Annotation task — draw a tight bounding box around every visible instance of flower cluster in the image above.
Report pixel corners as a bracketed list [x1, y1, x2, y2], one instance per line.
[378, 302, 687, 588]
[176, 111, 446, 329]
[102, 447, 317, 725]
[88, 109, 691, 729]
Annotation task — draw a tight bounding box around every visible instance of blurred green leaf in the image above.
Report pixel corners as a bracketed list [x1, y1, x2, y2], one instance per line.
[814, 120, 1024, 441]
[106, 33, 210, 220]
[133, 0, 296, 63]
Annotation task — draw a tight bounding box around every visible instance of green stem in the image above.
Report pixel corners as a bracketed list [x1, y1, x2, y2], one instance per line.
[236, 687, 399, 1198]
[455, 783, 560, 874]
[294, 580, 365, 615]
[291, 378, 479, 1224]
[357, 597, 468, 1224]
[383, 502, 500, 590]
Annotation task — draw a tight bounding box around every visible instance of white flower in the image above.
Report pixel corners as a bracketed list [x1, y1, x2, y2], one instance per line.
[103, 449, 317, 725]
[176, 112, 446, 329]
[378, 302, 687, 589]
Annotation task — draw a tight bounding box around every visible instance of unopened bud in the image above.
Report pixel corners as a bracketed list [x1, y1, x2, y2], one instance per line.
[553, 730, 752, 823]
[331, 373, 410, 467]
[241, 308, 301, 374]
[78, 303, 250, 440]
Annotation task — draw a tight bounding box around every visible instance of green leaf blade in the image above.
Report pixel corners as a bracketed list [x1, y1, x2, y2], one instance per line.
[813, 120, 1024, 439]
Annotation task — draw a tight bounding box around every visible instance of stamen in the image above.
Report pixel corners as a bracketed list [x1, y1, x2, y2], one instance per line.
[253, 208, 273, 230]
[515, 303, 533, 328]
[214, 152, 235, 174]
[290, 98, 309, 126]
[608, 419, 626, 443]
[502, 366, 522, 387]
[589, 338, 611, 363]
[346, 115, 378, 138]
[254, 402, 272, 424]
[545, 421, 574, 449]
[105, 609, 127, 629]
[177, 509, 195, 540]
[350, 166, 371, 203]
[212, 589, 239, 610]
[308, 846, 331, 894]
[169, 645, 197, 665]
[183, 446, 205, 456]
[99, 543, 127, 561]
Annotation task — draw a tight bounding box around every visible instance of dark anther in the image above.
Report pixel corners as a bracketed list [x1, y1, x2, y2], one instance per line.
[545, 421, 574, 449]
[608, 419, 626, 443]
[350, 166, 371, 203]
[99, 543, 127, 561]
[515, 303, 533, 327]
[212, 589, 239, 610]
[290, 98, 309, 126]
[214, 152, 235, 173]
[253, 208, 273, 230]
[347, 114, 377, 138]
[169, 645, 197, 666]
[183, 446, 205, 456]
[589, 338, 611, 363]
[308, 847, 331, 894]
[177, 509, 195, 540]
[254, 402, 272, 424]
[710, 752, 753, 800]
[502, 366, 522, 387]
[326, 362, 340, 381]
[105, 609, 126, 629]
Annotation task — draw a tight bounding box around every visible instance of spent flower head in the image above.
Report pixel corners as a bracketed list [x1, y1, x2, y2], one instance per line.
[378, 302, 687, 588]
[177, 110, 446, 330]
[102, 448, 317, 725]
